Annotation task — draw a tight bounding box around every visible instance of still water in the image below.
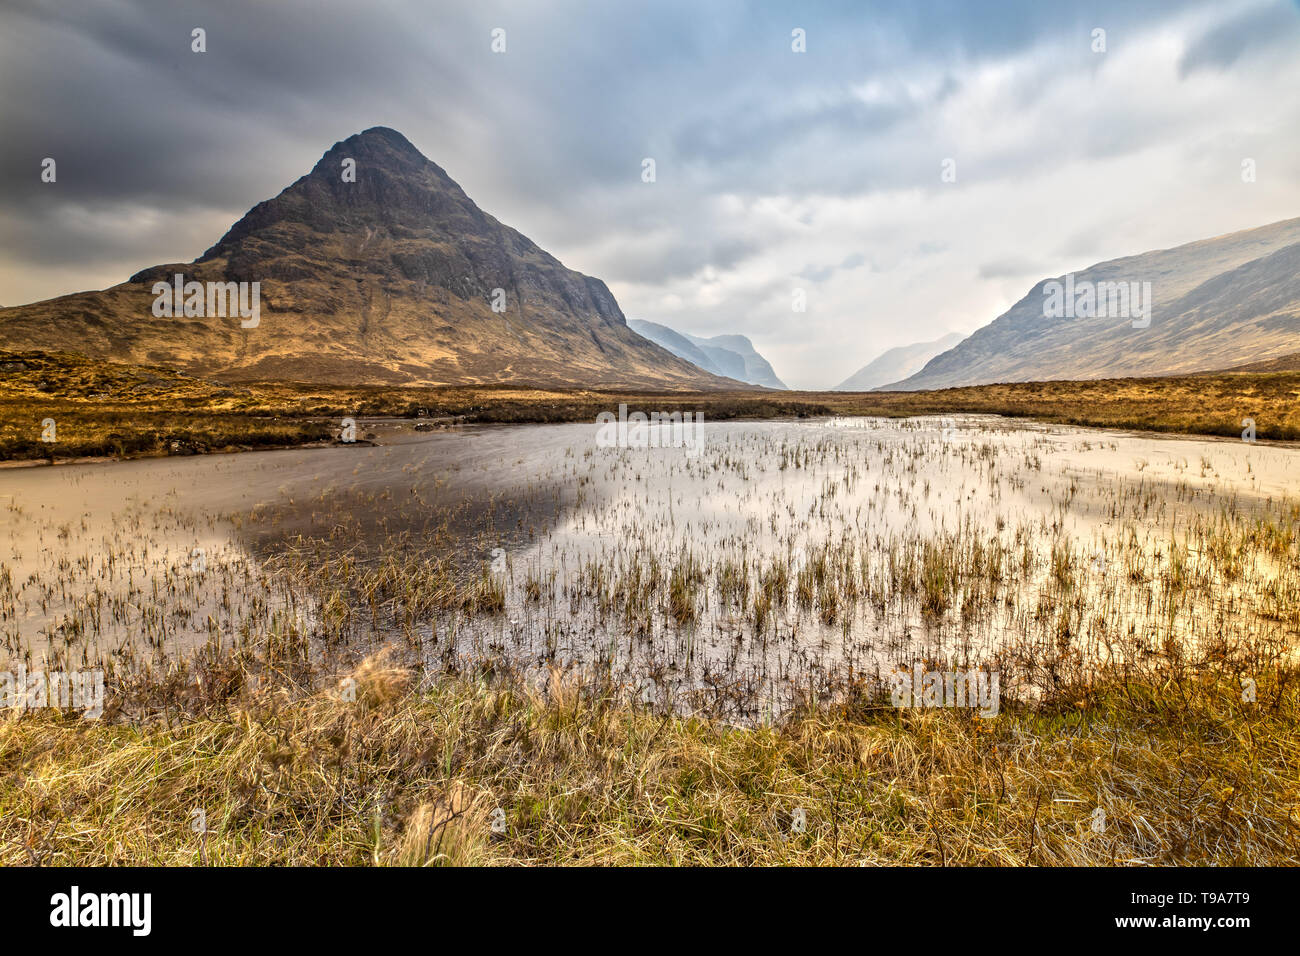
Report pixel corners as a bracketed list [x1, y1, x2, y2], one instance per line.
[3, 415, 1296, 719]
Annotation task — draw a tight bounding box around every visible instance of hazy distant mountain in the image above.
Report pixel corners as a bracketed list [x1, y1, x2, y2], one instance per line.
[0, 127, 736, 390]
[628, 320, 787, 388]
[832, 332, 965, 391]
[625, 321, 720, 377]
[888, 216, 1300, 390]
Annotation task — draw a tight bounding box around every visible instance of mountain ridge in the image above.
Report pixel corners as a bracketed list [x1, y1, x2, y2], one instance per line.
[0, 127, 738, 390]
[888, 216, 1300, 390]
[833, 332, 965, 391]
[627, 319, 786, 388]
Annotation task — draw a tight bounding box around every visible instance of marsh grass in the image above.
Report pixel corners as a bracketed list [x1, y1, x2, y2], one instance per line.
[0, 643, 1295, 866]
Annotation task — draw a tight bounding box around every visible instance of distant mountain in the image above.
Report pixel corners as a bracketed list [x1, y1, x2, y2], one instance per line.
[689, 333, 787, 389]
[628, 320, 787, 388]
[887, 216, 1300, 390]
[625, 321, 720, 377]
[832, 332, 965, 391]
[0, 127, 736, 390]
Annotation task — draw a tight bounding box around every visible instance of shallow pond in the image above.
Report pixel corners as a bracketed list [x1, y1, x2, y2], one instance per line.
[3, 414, 1297, 720]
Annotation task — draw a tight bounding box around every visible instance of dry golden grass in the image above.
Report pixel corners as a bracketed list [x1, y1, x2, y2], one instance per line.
[1, 648, 1295, 866]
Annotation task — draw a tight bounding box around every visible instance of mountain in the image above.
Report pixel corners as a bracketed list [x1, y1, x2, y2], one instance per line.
[887, 216, 1300, 390]
[1221, 350, 1300, 373]
[0, 127, 737, 390]
[625, 321, 720, 375]
[696, 333, 787, 389]
[832, 332, 965, 391]
[627, 319, 786, 388]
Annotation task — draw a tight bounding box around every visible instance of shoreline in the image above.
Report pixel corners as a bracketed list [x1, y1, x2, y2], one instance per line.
[0, 437, 377, 469]
[4, 350, 1299, 463]
[1, 409, 1294, 469]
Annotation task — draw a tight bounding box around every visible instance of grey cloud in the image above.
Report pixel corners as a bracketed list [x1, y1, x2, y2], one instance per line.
[979, 257, 1046, 279]
[1179, 2, 1300, 77]
[799, 263, 837, 282]
[593, 234, 762, 285]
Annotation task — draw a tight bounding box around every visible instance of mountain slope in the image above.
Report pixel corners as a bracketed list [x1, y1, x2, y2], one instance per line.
[628, 319, 786, 388]
[0, 128, 736, 389]
[1222, 350, 1300, 373]
[625, 320, 724, 376]
[688, 333, 787, 390]
[833, 332, 965, 391]
[889, 217, 1300, 390]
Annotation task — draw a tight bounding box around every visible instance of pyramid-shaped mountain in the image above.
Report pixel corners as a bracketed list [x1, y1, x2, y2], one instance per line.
[0, 127, 737, 389]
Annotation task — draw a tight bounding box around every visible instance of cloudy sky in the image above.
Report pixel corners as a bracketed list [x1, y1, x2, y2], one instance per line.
[2, 0, 1299, 388]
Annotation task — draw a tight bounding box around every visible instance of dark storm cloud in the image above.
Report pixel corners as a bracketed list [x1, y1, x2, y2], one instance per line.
[1, 0, 1214, 265]
[0, 0, 495, 276]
